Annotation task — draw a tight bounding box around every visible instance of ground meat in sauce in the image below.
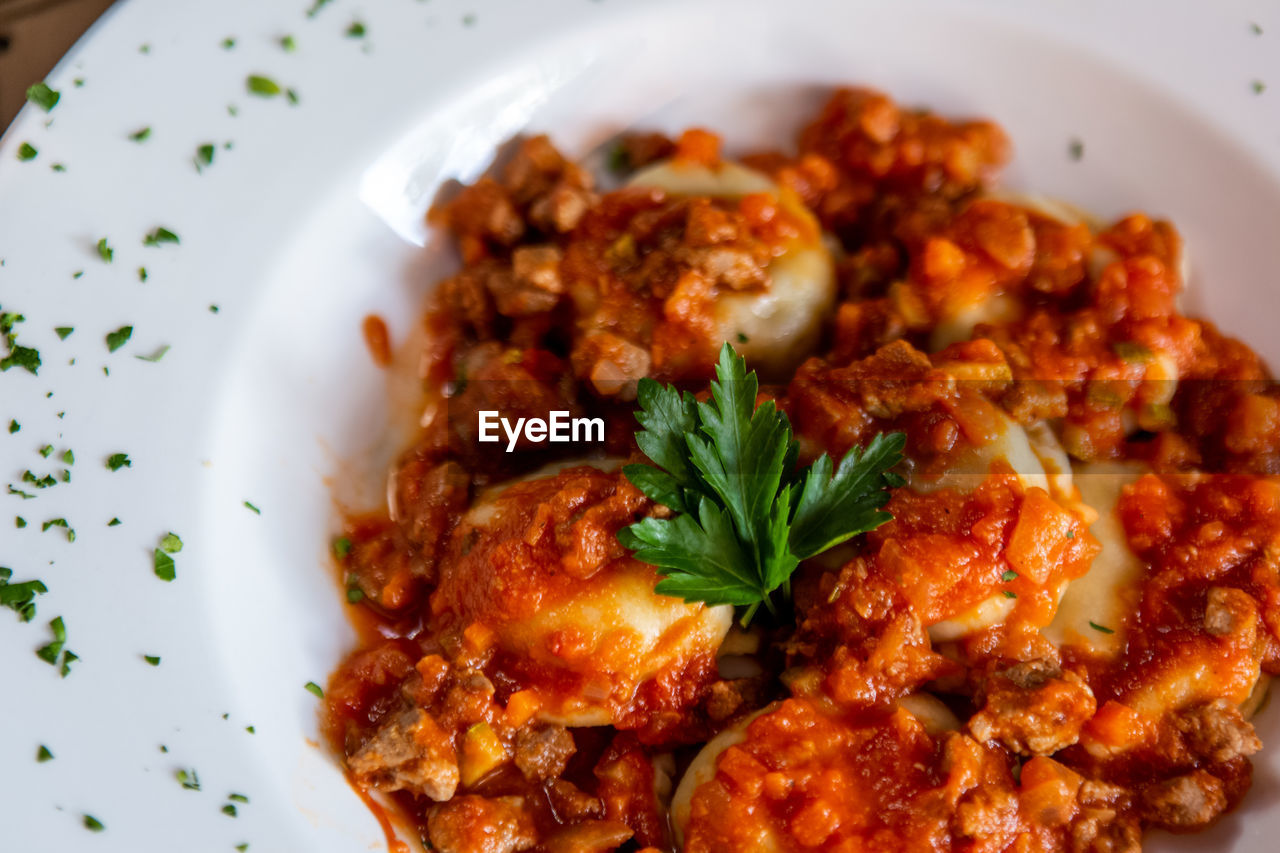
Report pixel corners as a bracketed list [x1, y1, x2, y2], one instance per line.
[323, 86, 1280, 851]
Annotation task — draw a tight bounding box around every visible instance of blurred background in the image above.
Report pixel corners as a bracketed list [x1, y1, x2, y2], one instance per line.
[1, 0, 112, 125]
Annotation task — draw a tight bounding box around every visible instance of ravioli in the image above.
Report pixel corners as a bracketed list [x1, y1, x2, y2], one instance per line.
[1042, 462, 1146, 657]
[628, 160, 836, 378]
[432, 462, 733, 727]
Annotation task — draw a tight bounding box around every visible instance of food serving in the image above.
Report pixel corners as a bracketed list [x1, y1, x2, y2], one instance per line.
[323, 86, 1280, 852]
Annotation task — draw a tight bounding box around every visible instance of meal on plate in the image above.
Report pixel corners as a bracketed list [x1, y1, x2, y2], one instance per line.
[322, 86, 1280, 852]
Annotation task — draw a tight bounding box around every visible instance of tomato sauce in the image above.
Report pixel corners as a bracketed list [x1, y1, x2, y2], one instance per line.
[323, 87, 1280, 852]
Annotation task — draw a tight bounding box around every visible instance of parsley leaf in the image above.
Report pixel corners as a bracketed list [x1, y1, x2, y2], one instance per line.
[129, 127, 151, 143]
[142, 227, 180, 246]
[304, 681, 324, 698]
[26, 82, 60, 112]
[106, 453, 131, 471]
[97, 238, 113, 262]
[135, 345, 169, 363]
[36, 615, 66, 664]
[17, 142, 37, 162]
[620, 343, 904, 624]
[246, 75, 282, 97]
[154, 549, 176, 581]
[105, 326, 132, 352]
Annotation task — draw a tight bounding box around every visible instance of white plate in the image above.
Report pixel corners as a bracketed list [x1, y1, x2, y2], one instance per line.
[2, 0, 1279, 850]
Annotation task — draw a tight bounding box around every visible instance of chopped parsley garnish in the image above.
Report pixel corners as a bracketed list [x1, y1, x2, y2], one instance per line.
[37, 744, 53, 762]
[1, 309, 41, 374]
[62, 449, 74, 465]
[139, 43, 151, 54]
[195, 143, 215, 171]
[222, 37, 236, 49]
[61, 650, 78, 677]
[0, 573, 47, 622]
[27, 82, 60, 112]
[1, 345, 41, 371]
[286, 88, 300, 106]
[618, 343, 904, 624]
[245, 726, 255, 734]
[243, 501, 261, 515]
[236, 845, 249, 852]
[1002, 590, 1018, 599]
[107, 518, 121, 526]
[41, 518, 74, 542]
[1089, 620, 1115, 634]
[304, 681, 324, 698]
[305, 0, 333, 17]
[106, 453, 131, 471]
[17, 143, 38, 162]
[35, 616, 66, 664]
[176, 768, 201, 791]
[16, 517, 26, 528]
[142, 227, 180, 246]
[129, 126, 151, 142]
[229, 793, 249, 803]
[39, 445, 53, 458]
[1001, 569, 1018, 582]
[1068, 138, 1084, 161]
[160, 532, 183, 553]
[97, 238, 113, 263]
[105, 326, 132, 352]
[246, 75, 282, 97]
[153, 549, 176, 582]
[8, 485, 36, 499]
[1251, 22, 1263, 35]
[462, 14, 477, 27]
[143, 654, 161, 666]
[55, 327, 73, 340]
[138, 267, 148, 282]
[72, 270, 83, 279]
[51, 163, 66, 173]
[135, 345, 170, 363]
[346, 586, 364, 604]
[222, 804, 238, 817]
[280, 35, 297, 51]
[1253, 80, 1267, 95]
[209, 304, 220, 314]
[82, 815, 104, 832]
[22, 471, 57, 488]
[8, 420, 18, 433]
[346, 21, 366, 38]
[333, 536, 352, 559]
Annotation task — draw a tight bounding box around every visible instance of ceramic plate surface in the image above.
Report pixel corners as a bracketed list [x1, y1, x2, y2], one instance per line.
[2, 0, 1279, 850]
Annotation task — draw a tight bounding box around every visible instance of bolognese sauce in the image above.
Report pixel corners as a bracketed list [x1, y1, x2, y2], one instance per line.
[324, 86, 1280, 852]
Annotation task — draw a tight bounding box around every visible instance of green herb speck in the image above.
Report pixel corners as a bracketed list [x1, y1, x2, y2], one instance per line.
[246, 75, 282, 97]
[26, 82, 60, 112]
[105, 326, 132, 352]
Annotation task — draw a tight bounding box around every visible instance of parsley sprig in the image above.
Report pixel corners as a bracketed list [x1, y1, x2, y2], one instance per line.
[619, 343, 905, 624]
